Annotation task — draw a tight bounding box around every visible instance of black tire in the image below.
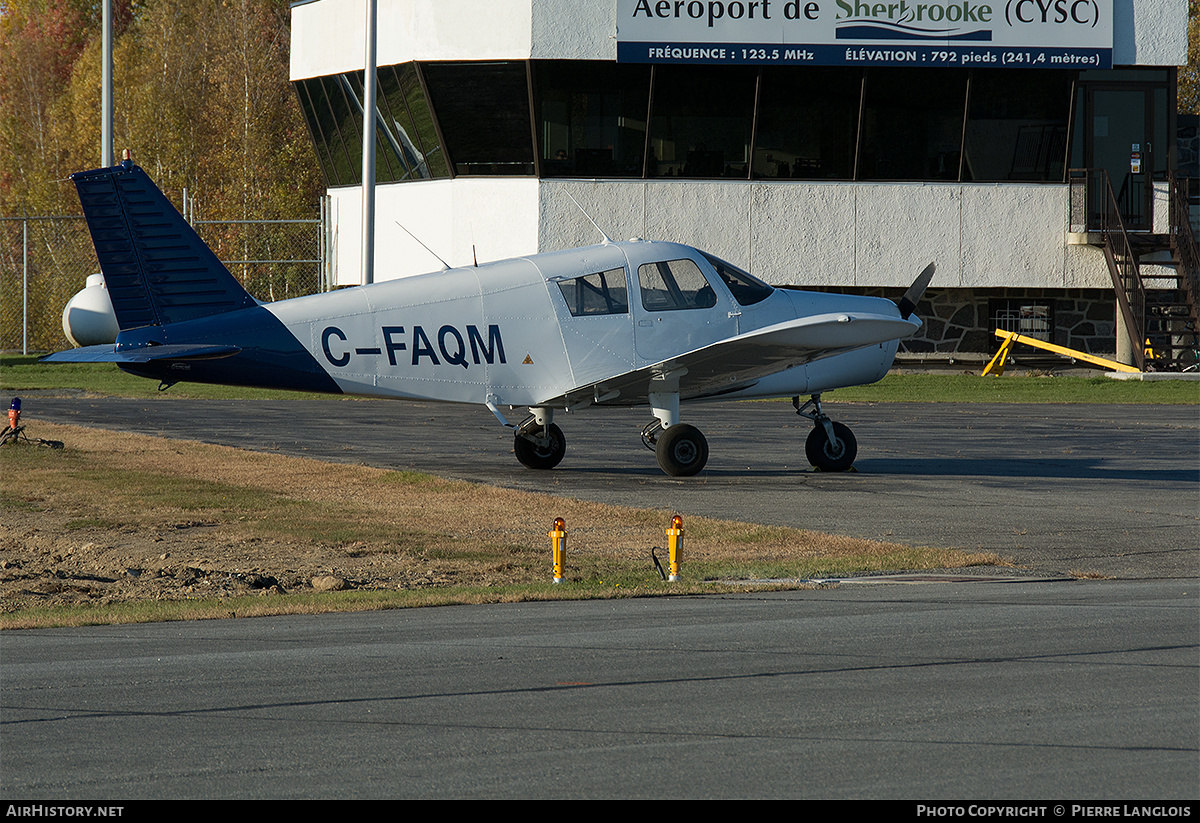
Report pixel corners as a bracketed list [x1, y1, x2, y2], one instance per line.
[655, 424, 709, 477]
[514, 423, 566, 470]
[805, 421, 857, 472]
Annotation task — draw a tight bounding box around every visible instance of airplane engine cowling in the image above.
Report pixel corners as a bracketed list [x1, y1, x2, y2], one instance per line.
[62, 274, 119, 346]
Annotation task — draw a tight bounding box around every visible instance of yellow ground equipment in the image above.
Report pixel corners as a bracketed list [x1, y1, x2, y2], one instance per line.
[982, 330, 1141, 376]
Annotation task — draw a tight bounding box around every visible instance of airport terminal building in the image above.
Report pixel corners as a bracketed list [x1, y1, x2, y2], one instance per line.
[288, 0, 1193, 367]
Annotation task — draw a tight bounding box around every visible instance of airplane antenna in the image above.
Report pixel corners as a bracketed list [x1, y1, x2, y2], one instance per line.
[394, 221, 450, 270]
[564, 190, 613, 245]
[473, 245, 479, 267]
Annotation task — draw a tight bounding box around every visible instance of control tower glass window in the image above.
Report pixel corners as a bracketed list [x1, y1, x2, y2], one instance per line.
[859, 68, 969, 181]
[648, 65, 757, 179]
[423, 62, 535, 176]
[537, 61, 650, 178]
[963, 70, 1071, 182]
[753, 67, 861, 180]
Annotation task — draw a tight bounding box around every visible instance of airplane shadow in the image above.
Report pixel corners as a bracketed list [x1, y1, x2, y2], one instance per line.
[852, 456, 1196, 484]
[559, 456, 1196, 484]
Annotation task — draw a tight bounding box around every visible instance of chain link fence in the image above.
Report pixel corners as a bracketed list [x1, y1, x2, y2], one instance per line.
[1, 205, 329, 354]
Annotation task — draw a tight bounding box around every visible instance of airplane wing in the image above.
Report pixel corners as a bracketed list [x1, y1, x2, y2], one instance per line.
[546, 309, 921, 408]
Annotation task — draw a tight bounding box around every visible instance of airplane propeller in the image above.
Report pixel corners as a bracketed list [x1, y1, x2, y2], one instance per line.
[896, 262, 936, 320]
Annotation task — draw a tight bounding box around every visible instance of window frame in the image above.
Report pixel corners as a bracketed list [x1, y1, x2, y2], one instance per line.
[554, 268, 631, 317]
[700, 253, 775, 306]
[637, 258, 719, 312]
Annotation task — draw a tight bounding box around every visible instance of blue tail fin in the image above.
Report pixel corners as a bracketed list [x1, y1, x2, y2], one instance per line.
[72, 161, 257, 331]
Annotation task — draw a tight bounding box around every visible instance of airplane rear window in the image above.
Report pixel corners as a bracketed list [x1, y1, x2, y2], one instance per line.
[556, 268, 629, 316]
[701, 253, 774, 305]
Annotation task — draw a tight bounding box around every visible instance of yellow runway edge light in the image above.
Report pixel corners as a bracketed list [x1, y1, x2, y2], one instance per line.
[667, 515, 683, 582]
[550, 517, 567, 584]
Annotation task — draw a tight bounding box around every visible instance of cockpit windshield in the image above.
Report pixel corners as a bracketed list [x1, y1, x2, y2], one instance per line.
[700, 253, 774, 306]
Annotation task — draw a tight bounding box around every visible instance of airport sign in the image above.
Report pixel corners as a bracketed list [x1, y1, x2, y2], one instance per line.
[616, 0, 1113, 67]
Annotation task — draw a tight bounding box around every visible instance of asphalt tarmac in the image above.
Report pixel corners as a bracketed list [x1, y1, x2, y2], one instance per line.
[2, 580, 1197, 800]
[5, 394, 1198, 800]
[18, 394, 1200, 579]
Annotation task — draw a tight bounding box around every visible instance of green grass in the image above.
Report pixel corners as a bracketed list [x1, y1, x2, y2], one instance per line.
[826, 372, 1199, 404]
[3, 354, 1196, 404]
[0, 354, 349, 401]
[3, 559, 993, 630]
[0, 580, 812, 629]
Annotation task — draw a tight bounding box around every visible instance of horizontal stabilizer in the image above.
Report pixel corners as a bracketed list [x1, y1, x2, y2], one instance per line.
[41, 344, 241, 364]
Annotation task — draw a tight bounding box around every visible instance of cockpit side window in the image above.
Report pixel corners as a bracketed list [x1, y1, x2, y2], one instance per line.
[556, 268, 629, 316]
[637, 258, 717, 311]
[700, 252, 774, 306]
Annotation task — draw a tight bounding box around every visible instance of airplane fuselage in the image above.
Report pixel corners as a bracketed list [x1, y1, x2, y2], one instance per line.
[51, 160, 928, 475]
[118, 240, 900, 408]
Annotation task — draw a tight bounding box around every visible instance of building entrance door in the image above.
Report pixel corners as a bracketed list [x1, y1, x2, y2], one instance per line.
[1083, 85, 1156, 230]
[1073, 71, 1172, 366]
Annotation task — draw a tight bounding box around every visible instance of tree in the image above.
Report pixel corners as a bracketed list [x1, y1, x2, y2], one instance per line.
[1181, 0, 1199, 115]
[0, 0, 322, 217]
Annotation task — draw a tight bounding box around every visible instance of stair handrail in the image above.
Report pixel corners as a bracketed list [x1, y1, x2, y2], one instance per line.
[1076, 168, 1148, 370]
[1167, 171, 1200, 322]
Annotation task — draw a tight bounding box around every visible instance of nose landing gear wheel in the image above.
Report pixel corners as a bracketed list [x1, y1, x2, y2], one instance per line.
[805, 421, 857, 472]
[514, 423, 566, 470]
[655, 424, 709, 477]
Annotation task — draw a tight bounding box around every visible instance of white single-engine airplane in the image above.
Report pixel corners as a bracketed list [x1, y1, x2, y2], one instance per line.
[45, 160, 933, 476]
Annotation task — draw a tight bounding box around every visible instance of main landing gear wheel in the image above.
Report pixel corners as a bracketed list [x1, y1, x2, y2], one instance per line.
[655, 424, 709, 477]
[514, 423, 566, 470]
[805, 421, 857, 472]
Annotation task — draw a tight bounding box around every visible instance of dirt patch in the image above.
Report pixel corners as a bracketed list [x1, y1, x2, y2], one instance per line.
[0, 422, 622, 612]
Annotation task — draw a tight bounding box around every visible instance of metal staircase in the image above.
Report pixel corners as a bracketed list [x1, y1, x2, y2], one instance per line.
[1069, 169, 1200, 372]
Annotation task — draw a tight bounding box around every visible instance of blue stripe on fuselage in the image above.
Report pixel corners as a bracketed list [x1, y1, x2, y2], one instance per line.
[115, 304, 343, 394]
